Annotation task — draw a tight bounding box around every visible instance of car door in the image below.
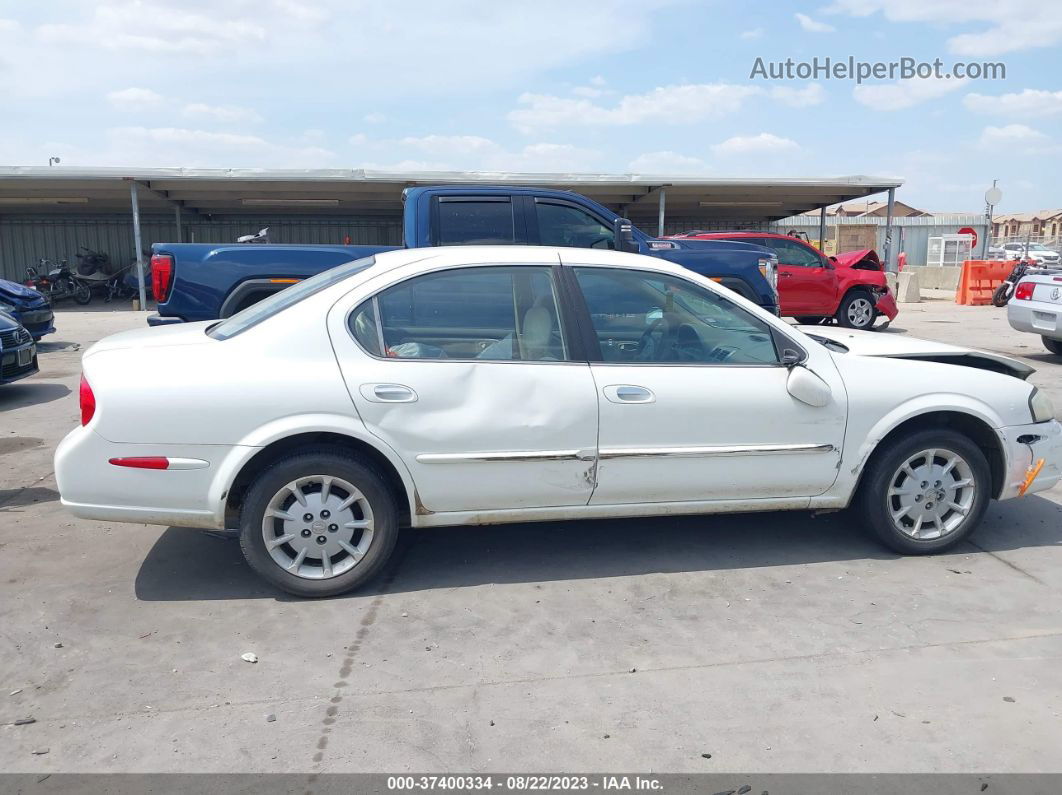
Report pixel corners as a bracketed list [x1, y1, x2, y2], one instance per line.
[331, 262, 599, 513]
[760, 237, 837, 316]
[566, 262, 846, 505]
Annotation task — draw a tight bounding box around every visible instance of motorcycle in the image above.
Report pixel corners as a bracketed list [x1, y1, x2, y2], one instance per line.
[25, 258, 91, 305]
[992, 258, 1036, 307]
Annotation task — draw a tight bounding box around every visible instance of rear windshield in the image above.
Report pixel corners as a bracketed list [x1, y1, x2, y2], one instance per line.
[207, 256, 376, 340]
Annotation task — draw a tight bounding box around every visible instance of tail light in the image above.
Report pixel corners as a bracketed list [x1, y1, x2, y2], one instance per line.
[79, 374, 96, 426]
[1014, 281, 1036, 301]
[151, 254, 174, 303]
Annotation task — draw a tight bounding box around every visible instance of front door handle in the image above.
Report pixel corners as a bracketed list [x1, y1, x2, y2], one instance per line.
[360, 383, 418, 403]
[603, 384, 655, 404]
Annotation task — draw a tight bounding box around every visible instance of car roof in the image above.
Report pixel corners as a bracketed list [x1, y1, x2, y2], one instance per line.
[373, 244, 678, 271]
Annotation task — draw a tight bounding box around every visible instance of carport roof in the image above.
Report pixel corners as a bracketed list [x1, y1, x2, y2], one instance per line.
[0, 166, 903, 220]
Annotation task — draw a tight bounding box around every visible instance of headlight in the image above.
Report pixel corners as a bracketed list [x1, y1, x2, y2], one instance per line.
[0, 299, 16, 313]
[1030, 388, 1055, 423]
[758, 255, 779, 296]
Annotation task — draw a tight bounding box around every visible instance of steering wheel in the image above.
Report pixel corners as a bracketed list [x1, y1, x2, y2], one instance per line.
[671, 324, 705, 362]
[635, 315, 683, 361]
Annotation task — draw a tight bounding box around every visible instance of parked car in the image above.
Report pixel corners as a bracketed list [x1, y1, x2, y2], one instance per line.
[669, 231, 898, 330]
[55, 246, 1062, 597]
[1001, 242, 1061, 267]
[146, 185, 780, 326]
[1007, 271, 1062, 355]
[0, 311, 38, 385]
[0, 278, 55, 341]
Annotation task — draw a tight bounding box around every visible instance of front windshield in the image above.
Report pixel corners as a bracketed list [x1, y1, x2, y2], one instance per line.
[207, 255, 376, 340]
[1026, 243, 1047, 251]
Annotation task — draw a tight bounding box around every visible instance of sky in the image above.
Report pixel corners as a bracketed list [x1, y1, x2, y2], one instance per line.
[1, 0, 1060, 213]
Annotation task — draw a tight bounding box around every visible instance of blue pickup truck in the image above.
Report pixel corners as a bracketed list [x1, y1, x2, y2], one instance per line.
[148, 185, 779, 325]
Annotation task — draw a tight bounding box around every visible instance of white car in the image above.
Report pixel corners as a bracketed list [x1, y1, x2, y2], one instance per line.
[1001, 242, 1062, 267]
[55, 246, 1062, 597]
[1007, 271, 1062, 355]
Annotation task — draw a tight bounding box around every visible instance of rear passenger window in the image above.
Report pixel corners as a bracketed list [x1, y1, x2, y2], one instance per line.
[435, 199, 516, 245]
[349, 266, 568, 362]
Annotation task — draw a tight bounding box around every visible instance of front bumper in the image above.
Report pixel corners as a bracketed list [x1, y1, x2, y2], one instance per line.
[17, 306, 55, 339]
[998, 419, 1062, 500]
[874, 290, 899, 321]
[0, 341, 37, 384]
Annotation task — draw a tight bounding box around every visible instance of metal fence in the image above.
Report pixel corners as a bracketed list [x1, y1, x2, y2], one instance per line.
[0, 215, 403, 282]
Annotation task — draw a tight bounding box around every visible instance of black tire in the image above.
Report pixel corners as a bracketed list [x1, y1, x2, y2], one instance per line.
[238, 450, 400, 597]
[854, 429, 991, 555]
[835, 290, 877, 330]
[991, 283, 1011, 307]
[73, 282, 92, 305]
[794, 316, 828, 325]
[1044, 336, 1062, 356]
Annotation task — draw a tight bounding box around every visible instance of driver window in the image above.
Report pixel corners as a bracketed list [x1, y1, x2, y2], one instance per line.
[536, 202, 615, 249]
[573, 267, 780, 365]
[768, 239, 824, 267]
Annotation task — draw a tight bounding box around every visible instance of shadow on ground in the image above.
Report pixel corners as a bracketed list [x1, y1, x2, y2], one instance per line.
[0, 382, 70, 409]
[135, 493, 1062, 602]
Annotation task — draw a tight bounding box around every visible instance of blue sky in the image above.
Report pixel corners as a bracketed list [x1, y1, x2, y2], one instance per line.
[1, 0, 1060, 212]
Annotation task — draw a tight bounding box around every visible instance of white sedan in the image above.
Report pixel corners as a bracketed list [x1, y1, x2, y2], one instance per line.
[1007, 271, 1062, 355]
[56, 246, 1062, 597]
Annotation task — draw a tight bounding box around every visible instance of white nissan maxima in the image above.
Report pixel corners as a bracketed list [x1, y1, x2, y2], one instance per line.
[56, 247, 1062, 597]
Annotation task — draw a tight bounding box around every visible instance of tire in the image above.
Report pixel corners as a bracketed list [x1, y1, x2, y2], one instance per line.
[854, 429, 991, 555]
[238, 450, 400, 597]
[1044, 337, 1062, 355]
[73, 282, 92, 305]
[991, 283, 1011, 307]
[835, 290, 877, 330]
[794, 316, 828, 325]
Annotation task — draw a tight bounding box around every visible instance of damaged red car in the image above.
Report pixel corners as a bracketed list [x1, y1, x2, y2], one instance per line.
[668, 231, 899, 330]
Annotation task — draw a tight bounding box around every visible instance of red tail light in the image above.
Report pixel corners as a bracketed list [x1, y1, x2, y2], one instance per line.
[79, 374, 96, 426]
[151, 254, 174, 303]
[1014, 281, 1036, 301]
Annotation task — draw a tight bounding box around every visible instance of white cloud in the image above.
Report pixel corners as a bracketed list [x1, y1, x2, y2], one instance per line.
[363, 112, 386, 124]
[977, 123, 1052, 152]
[398, 134, 499, 156]
[0, 18, 20, 32]
[508, 83, 763, 132]
[740, 28, 764, 40]
[101, 126, 336, 167]
[712, 133, 799, 156]
[272, 0, 330, 23]
[964, 88, 1062, 116]
[853, 76, 966, 110]
[106, 86, 164, 110]
[770, 83, 826, 107]
[795, 12, 836, 32]
[628, 151, 708, 173]
[825, 0, 1062, 55]
[350, 132, 600, 172]
[183, 103, 262, 123]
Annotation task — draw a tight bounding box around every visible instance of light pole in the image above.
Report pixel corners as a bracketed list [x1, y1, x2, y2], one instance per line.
[983, 181, 1002, 259]
[48, 156, 61, 167]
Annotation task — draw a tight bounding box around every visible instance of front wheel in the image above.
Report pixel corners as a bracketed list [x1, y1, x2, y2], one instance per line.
[854, 429, 990, 555]
[991, 282, 1012, 307]
[239, 451, 400, 597]
[835, 291, 877, 330]
[1044, 336, 1062, 355]
[72, 282, 92, 305]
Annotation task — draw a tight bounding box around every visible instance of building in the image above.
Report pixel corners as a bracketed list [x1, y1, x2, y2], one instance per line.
[992, 210, 1062, 242]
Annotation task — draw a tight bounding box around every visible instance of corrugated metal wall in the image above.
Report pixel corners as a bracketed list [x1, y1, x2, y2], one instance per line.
[0, 214, 403, 282]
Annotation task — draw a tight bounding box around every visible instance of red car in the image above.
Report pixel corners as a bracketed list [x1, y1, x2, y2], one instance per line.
[668, 231, 899, 330]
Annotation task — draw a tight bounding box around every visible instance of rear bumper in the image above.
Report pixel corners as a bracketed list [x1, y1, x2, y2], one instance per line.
[997, 419, 1062, 500]
[1008, 299, 1061, 341]
[147, 313, 186, 327]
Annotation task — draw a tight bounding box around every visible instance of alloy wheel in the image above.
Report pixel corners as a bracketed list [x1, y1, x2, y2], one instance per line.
[847, 297, 874, 328]
[261, 475, 374, 580]
[886, 448, 976, 540]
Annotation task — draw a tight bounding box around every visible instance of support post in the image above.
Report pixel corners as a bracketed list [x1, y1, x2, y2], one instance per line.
[175, 204, 183, 243]
[882, 187, 896, 273]
[130, 182, 147, 308]
[818, 206, 827, 252]
[657, 188, 666, 238]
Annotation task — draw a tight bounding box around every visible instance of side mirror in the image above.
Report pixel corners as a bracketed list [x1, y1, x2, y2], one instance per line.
[613, 217, 638, 252]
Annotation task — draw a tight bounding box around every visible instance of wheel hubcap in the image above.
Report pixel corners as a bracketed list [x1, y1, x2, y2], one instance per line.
[886, 449, 976, 540]
[848, 298, 873, 327]
[261, 475, 374, 580]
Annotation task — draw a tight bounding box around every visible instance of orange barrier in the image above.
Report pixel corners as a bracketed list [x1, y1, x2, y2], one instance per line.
[955, 259, 1015, 305]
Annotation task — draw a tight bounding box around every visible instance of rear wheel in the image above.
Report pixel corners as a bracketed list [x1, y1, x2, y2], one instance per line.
[72, 282, 91, 305]
[991, 283, 1012, 307]
[855, 429, 990, 555]
[239, 451, 399, 597]
[836, 290, 876, 330]
[1044, 336, 1062, 355]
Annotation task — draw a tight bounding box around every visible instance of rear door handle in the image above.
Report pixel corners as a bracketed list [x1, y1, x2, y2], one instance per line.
[603, 384, 655, 404]
[360, 383, 418, 403]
